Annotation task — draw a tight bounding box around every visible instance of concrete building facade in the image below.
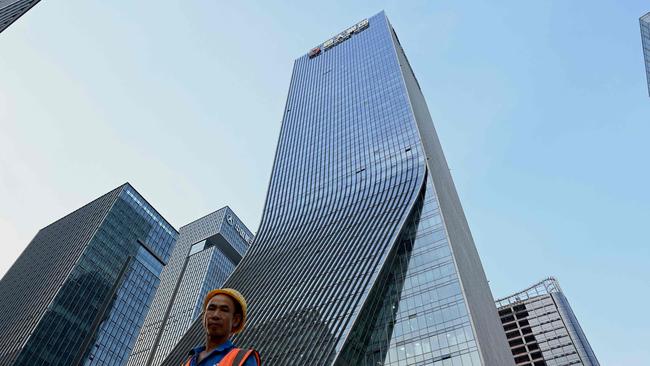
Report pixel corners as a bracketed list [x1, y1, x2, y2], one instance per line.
[495, 278, 600, 366]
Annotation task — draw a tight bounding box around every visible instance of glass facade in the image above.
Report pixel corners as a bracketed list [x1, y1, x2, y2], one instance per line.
[162, 12, 513, 366]
[348, 180, 483, 366]
[495, 278, 600, 366]
[641, 12, 650, 97]
[127, 207, 251, 366]
[0, 0, 40, 33]
[0, 183, 177, 366]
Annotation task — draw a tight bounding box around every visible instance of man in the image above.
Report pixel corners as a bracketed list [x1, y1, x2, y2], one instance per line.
[183, 288, 260, 366]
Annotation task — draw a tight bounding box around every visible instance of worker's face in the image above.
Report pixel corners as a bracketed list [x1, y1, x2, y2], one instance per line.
[203, 294, 241, 338]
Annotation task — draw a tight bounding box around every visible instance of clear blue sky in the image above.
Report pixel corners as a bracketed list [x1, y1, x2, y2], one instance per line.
[1, 1, 648, 364]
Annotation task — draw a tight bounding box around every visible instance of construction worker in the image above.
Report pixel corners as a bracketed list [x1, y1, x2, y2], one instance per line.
[183, 288, 261, 366]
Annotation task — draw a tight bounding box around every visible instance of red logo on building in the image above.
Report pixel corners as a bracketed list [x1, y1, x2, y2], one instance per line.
[308, 47, 322, 58]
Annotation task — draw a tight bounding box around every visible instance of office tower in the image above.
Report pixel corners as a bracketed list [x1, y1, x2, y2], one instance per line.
[0, 183, 177, 366]
[127, 207, 253, 366]
[641, 12, 650, 96]
[163, 11, 514, 366]
[495, 278, 600, 366]
[0, 0, 40, 33]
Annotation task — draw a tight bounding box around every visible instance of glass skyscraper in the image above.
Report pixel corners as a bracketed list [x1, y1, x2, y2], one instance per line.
[0, 183, 177, 366]
[641, 12, 650, 96]
[0, 0, 40, 33]
[127, 207, 253, 366]
[495, 278, 600, 366]
[163, 11, 513, 366]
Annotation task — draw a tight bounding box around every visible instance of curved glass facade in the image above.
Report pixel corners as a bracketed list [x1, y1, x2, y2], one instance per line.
[162, 11, 512, 366]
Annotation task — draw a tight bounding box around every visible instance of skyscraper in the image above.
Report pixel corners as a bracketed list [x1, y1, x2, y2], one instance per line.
[495, 278, 600, 366]
[0, 0, 40, 34]
[127, 207, 253, 366]
[640, 12, 650, 96]
[0, 183, 177, 366]
[163, 11, 514, 366]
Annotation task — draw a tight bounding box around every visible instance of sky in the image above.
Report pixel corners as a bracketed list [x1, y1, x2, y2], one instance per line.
[0, 0, 648, 364]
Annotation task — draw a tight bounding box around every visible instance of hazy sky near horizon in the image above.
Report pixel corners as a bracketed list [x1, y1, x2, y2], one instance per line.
[1, 0, 649, 364]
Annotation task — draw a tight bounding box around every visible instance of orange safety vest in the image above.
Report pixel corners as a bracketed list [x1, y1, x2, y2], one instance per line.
[183, 348, 261, 366]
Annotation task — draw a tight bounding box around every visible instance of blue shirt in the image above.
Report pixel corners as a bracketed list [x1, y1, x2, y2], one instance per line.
[187, 340, 258, 366]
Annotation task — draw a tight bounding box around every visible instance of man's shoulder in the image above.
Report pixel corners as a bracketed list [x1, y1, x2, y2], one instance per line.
[232, 348, 260, 366]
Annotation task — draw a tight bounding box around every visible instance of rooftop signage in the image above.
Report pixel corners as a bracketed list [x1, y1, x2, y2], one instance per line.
[227, 214, 254, 244]
[308, 18, 369, 59]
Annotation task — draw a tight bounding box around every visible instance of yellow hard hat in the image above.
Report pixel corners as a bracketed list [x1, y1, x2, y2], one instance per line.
[203, 288, 247, 333]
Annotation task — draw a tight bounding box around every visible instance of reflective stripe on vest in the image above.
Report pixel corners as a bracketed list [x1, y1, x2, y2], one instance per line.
[182, 348, 260, 366]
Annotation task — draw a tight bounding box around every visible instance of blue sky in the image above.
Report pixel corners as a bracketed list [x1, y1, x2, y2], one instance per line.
[1, 0, 648, 364]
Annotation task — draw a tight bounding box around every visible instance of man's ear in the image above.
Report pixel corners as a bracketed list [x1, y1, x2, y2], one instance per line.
[232, 313, 242, 329]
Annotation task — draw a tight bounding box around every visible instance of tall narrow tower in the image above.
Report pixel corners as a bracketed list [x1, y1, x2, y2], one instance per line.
[640, 12, 650, 96]
[164, 12, 513, 366]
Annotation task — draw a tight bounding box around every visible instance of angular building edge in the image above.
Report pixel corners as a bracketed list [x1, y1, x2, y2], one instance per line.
[496, 277, 600, 365]
[0, 0, 41, 34]
[0, 182, 179, 365]
[0, 184, 123, 364]
[384, 14, 515, 366]
[640, 12, 650, 97]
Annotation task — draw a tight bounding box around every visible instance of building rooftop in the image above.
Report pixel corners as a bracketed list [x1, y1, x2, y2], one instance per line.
[495, 277, 562, 308]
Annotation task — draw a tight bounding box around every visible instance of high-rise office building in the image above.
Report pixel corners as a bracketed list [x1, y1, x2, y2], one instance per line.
[640, 12, 650, 96]
[0, 0, 40, 33]
[0, 183, 177, 366]
[127, 207, 253, 366]
[163, 11, 514, 366]
[495, 278, 600, 366]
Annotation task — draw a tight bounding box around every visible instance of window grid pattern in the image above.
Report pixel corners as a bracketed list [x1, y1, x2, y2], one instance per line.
[151, 244, 237, 366]
[127, 209, 227, 366]
[162, 11, 507, 366]
[81, 188, 177, 366]
[353, 179, 481, 366]
[162, 12, 430, 366]
[84, 254, 161, 366]
[496, 279, 600, 366]
[640, 12, 650, 97]
[230, 12, 426, 365]
[127, 207, 250, 366]
[2, 184, 177, 366]
[155, 248, 215, 360]
[157, 9, 488, 365]
[191, 246, 237, 320]
[0, 186, 122, 365]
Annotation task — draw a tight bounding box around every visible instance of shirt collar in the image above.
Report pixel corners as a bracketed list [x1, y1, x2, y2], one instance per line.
[189, 340, 234, 356]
